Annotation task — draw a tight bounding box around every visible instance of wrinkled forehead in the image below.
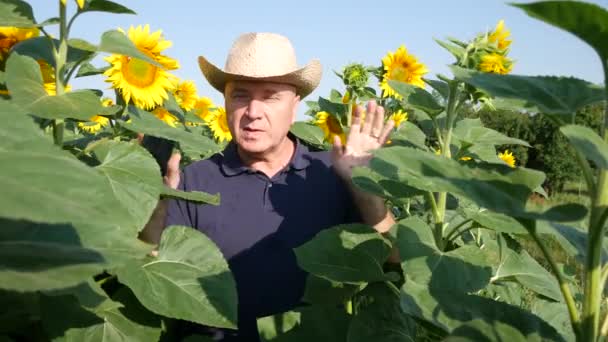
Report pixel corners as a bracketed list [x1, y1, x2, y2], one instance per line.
[224, 80, 297, 96]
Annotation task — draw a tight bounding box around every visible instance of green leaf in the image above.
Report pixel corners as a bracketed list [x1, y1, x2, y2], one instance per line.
[294, 224, 393, 284]
[435, 39, 465, 61]
[453, 118, 531, 147]
[92, 140, 162, 232]
[258, 311, 301, 341]
[561, 124, 608, 168]
[463, 209, 527, 234]
[347, 282, 416, 342]
[536, 221, 608, 264]
[5, 53, 107, 120]
[0, 0, 35, 27]
[115, 226, 238, 329]
[260, 306, 350, 341]
[424, 78, 449, 99]
[396, 217, 492, 293]
[37, 17, 60, 27]
[122, 106, 221, 160]
[352, 167, 424, 204]
[290, 121, 326, 148]
[81, 0, 136, 14]
[389, 121, 428, 150]
[388, 80, 444, 117]
[318, 96, 348, 122]
[98, 30, 161, 67]
[12, 37, 94, 70]
[41, 287, 162, 342]
[301, 275, 360, 307]
[444, 319, 530, 342]
[512, 1, 608, 63]
[0, 220, 105, 291]
[491, 243, 562, 301]
[452, 66, 604, 122]
[531, 298, 575, 342]
[161, 186, 220, 205]
[0, 101, 124, 224]
[76, 62, 109, 78]
[400, 280, 565, 340]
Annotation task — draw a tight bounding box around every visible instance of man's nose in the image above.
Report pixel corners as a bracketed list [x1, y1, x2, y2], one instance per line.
[245, 99, 264, 119]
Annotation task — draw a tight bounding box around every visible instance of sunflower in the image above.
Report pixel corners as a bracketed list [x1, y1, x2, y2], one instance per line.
[498, 149, 516, 168]
[78, 99, 113, 133]
[389, 110, 408, 128]
[206, 106, 232, 142]
[0, 26, 39, 62]
[380, 45, 428, 99]
[38, 60, 71, 95]
[488, 20, 512, 51]
[104, 25, 179, 110]
[314, 111, 346, 144]
[172, 80, 198, 111]
[192, 96, 214, 121]
[478, 53, 513, 75]
[152, 107, 179, 127]
[60, 0, 85, 8]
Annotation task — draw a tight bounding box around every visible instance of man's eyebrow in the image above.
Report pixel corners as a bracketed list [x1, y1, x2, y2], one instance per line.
[230, 87, 249, 94]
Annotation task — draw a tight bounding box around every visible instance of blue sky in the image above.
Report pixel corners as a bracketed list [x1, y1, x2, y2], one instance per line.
[30, 0, 608, 119]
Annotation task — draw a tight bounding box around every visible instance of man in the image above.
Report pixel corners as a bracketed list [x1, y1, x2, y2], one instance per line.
[159, 32, 396, 341]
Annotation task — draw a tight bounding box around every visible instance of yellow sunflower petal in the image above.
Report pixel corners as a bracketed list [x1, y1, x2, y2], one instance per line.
[152, 107, 178, 127]
[478, 53, 513, 75]
[498, 149, 516, 168]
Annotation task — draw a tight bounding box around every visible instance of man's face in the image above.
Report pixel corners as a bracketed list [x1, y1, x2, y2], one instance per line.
[225, 81, 300, 154]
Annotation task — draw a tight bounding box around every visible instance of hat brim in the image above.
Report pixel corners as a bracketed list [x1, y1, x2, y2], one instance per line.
[198, 56, 322, 99]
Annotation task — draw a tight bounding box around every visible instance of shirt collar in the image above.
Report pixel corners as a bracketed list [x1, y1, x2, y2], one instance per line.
[220, 133, 312, 177]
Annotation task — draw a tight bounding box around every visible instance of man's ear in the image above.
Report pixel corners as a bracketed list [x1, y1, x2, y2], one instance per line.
[291, 95, 300, 124]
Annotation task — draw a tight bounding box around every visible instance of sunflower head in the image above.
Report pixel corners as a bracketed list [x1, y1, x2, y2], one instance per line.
[207, 106, 232, 142]
[389, 110, 408, 128]
[38, 60, 72, 95]
[314, 111, 346, 144]
[342, 63, 369, 89]
[78, 115, 110, 134]
[172, 80, 198, 111]
[104, 24, 179, 110]
[498, 149, 516, 168]
[477, 53, 513, 75]
[488, 20, 512, 51]
[152, 107, 179, 127]
[380, 45, 428, 99]
[192, 96, 214, 121]
[0, 26, 39, 62]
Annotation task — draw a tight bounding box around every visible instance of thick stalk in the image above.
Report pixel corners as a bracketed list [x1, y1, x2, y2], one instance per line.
[581, 58, 608, 342]
[434, 82, 459, 251]
[531, 231, 581, 337]
[52, 1, 68, 146]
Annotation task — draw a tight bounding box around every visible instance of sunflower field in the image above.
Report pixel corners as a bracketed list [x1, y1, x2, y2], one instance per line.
[1, 0, 608, 341]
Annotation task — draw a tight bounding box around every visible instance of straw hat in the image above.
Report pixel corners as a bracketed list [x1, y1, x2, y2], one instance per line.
[198, 32, 322, 98]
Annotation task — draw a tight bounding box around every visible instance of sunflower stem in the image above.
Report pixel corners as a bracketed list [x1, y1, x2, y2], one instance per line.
[580, 58, 608, 342]
[52, 0, 68, 146]
[434, 81, 460, 251]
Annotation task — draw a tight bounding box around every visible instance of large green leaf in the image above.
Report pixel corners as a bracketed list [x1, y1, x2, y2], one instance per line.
[0, 101, 123, 224]
[400, 280, 565, 341]
[561, 124, 608, 169]
[92, 140, 162, 232]
[435, 39, 465, 61]
[0, 290, 40, 334]
[98, 30, 161, 67]
[453, 118, 531, 147]
[0, 220, 105, 291]
[5, 53, 107, 120]
[536, 221, 608, 264]
[294, 224, 393, 284]
[388, 80, 444, 117]
[512, 1, 608, 64]
[532, 298, 575, 342]
[0, 218, 153, 291]
[396, 217, 492, 293]
[370, 146, 587, 221]
[289, 121, 326, 148]
[259, 306, 351, 342]
[388, 121, 428, 150]
[41, 287, 161, 342]
[463, 209, 527, 234]
[444, 319, 531, 342]
[115, 226, 238, 329]
[301, 275, 360, 307]
[121, 106, 221, 159]
[12, 37, 94, 70]
[347, 282, 416, 342]
[491, 243, 562, 302]
[258, 311, 301, 342]
[0, 0, 35, 27]
[452, 66, 604, 122]
[81, 0, 136, 14]
[352, 167, 424, 204]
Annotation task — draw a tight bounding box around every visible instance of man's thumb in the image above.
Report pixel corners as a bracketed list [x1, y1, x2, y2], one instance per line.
[164, 152, 181, 189]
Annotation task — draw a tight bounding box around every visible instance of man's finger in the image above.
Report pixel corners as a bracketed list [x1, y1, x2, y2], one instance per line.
[164, 152, 181, 189]
[331, 134, 344, 161]
[371, 105, 385, 138]
[378, 119, 395, 145]
[361, 101, 376, 135]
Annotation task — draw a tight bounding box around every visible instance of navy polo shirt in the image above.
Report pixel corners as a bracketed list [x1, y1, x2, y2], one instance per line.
[164, 137, 360, 338]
